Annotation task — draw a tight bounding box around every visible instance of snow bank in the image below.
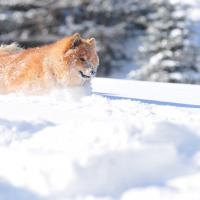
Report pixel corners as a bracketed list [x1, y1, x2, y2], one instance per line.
[0, 78, 200, 200]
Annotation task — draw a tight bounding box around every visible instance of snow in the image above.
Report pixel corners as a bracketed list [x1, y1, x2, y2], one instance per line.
[170, 0, 200, 21]
[0, 77, 200, 200]
[93, 78, 200, 107]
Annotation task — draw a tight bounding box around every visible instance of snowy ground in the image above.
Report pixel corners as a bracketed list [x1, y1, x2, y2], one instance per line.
[0, 78, 200, 200]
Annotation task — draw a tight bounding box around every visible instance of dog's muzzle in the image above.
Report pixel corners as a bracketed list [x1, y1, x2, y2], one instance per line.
[79, 69, 96, 79]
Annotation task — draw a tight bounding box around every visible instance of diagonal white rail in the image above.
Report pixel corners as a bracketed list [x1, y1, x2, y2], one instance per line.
[92, 78, 200, 107]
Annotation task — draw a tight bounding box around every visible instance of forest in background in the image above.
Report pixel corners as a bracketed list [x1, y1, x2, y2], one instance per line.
[0, 0, 200, 84]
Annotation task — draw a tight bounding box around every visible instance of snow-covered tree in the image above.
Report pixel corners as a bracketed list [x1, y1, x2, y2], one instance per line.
[129, 0, 200, 84]
[0, 0, 148, 77]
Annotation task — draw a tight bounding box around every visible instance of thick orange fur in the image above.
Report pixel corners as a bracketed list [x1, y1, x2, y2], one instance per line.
[0, 33, 99, 94]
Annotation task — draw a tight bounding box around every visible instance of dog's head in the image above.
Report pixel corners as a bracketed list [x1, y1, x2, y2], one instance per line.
[63, 33, 99, 86]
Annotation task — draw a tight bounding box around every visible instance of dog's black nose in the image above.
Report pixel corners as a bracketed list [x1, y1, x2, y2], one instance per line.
[90, 70, 96, 76]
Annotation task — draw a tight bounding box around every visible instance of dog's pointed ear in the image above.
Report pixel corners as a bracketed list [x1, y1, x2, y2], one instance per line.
[88, 38, 96, 47]
[71, 33, 81, 49]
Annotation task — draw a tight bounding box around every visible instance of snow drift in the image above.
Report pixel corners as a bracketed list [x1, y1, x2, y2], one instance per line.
[0, 78, 200, 200]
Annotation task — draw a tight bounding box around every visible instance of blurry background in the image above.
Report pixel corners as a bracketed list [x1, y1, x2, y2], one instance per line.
[0, 0, 200, 84]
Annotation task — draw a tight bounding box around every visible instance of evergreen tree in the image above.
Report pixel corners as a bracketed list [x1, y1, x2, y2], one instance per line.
[129, 0, 200, 84]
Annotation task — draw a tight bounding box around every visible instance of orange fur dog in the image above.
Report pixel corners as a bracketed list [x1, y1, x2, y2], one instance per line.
[0, 33, 99, 94]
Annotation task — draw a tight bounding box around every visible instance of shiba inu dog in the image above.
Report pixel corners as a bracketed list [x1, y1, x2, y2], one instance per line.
[0, 33, 99, 94]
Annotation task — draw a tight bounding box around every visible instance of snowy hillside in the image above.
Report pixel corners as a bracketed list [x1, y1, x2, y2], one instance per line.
[0, 78, 200, 200]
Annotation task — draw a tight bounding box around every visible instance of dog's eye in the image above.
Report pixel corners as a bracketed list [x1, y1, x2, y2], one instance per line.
[80, 57, 86, 62]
